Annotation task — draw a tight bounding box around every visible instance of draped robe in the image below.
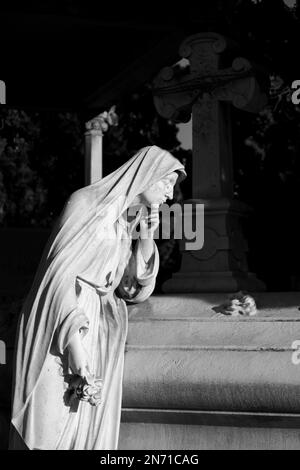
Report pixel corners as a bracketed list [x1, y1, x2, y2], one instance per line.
[9, 145, 186, 450]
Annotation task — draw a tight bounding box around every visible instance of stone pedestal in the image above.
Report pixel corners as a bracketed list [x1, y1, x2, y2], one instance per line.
[119, 293, 300, 450]
[163, 198, 265, 292]
[163, 271, 265, 294]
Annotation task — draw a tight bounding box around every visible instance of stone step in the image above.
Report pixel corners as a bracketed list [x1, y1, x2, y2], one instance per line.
[118, 421, 300, 450]
[123, 293, 300, 414]
[127, 292, 300, 322]
[127, 320, 300, 348]
[122, 349, 300, 412]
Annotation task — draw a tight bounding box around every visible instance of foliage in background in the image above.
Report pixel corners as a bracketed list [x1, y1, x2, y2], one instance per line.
[103, 84, 191, 179]
[0, 109, 84, 227]
[226, 0, 300, 289]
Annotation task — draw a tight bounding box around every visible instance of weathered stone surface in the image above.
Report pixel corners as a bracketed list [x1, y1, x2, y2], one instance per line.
[127, 292, 300, 321]
[118, 422, 300, 450]
[120, 293, 300, 449]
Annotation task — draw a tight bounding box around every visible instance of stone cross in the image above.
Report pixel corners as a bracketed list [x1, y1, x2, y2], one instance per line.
[153, 32, 267, 292]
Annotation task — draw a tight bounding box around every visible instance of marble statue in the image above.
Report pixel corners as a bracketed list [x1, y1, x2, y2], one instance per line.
[9, 145, 186, 450]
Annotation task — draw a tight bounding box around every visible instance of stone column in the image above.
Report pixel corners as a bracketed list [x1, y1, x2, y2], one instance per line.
[84, 106, 118, 185]
[85, 121, 103, 185]
[0, 80, 5, 104]
[153, 33, 267, 292]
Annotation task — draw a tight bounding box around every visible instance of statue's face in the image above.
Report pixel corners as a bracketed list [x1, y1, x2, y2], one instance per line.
[140, 172, 178, 207]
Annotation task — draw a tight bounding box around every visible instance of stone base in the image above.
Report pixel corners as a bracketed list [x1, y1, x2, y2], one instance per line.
[162, 197, 266, 293]
[120, 293, 300, 450]
[119, 421, 300, 450]
[163, 271, 266, 293]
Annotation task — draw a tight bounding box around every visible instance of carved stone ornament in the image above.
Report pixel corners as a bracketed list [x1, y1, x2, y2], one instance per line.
[152, 33, 268, 122]
[85, 106, 119, 133]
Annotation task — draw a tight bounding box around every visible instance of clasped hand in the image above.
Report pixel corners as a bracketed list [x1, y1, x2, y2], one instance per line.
[139, 204, 160, 239]
[139, 204, 159, 262]
[67, 332, 102, 406]
[68, 373, 103, 407]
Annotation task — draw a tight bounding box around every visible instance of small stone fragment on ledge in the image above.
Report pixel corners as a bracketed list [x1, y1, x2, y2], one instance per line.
[213, 291, 257, 316]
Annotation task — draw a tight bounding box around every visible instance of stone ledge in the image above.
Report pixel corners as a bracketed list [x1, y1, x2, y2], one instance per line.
[128, 292, 300, 320]
[122, 349, 300, 413]
[123, 293, 300, 414]
[118, 422, 300, 450]
[121, 408, 300, 428]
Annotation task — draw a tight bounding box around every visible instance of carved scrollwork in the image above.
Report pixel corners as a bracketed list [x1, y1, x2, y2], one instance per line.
[179, 33, 228, 61]
[232, 57, 251, 73]
[212, 36, 227, 54]
[179, 43, 192, 60]
[161, 66, 175, 81]
[85, 106, 118, 133]
[153, 33, 267, 124]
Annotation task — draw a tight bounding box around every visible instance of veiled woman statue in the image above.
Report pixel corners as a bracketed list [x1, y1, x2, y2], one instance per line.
[9, 145, 186, 450]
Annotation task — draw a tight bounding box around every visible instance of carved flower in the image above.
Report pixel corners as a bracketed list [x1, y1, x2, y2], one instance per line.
[106, 105, 119, 126]
[85, 106, 119, 132]
[214, 291, 257, 316]
[68, 374, 103, 407]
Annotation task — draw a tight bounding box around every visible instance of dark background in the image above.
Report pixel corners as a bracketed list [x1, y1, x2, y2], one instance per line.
[1, 0, 300, 292]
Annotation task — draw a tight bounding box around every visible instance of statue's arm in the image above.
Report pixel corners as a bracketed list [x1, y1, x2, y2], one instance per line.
[67, 329, 90, 376]
[116, 238, 159, 303]
[56, 304, 90, 375]
[52, 190, 92, 374]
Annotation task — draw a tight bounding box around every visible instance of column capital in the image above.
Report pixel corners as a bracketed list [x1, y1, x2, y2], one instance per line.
[85, 106, 118, 134]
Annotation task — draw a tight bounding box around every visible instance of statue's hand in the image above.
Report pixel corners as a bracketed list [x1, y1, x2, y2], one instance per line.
[71, 373, 103, 406]
[140, 204, 159, 239]
[139, 206, 159, 263]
